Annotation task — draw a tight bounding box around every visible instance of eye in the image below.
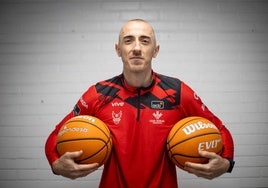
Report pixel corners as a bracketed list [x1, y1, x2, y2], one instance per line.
[124, 39, 131, 44]
[141, 38, 150, 45]
[123, 37, 133, 44]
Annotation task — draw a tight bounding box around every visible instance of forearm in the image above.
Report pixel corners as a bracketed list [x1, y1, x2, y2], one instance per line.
[45, 129, 60, 166]
[219, 126, 234, 159]
[45, 111, 75, 166]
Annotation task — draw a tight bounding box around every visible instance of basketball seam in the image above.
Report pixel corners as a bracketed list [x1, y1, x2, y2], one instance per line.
[57, 137, 107, 144]
[77, 138, 112, 164]
[171, 150, 222, 168]
[172, 157, 184, 169]
[58, 135, 112, 164]
[167, 117, 201, 144]
[171, 150, 223, 160]
[65, 119, 110, 139]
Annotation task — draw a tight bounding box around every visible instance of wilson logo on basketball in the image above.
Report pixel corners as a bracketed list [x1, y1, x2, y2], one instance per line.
[166, 116, 223, 169]
[182, 121, 217, 135]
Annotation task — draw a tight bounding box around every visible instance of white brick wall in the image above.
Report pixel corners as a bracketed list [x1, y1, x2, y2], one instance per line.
[0, 0, 267, 187]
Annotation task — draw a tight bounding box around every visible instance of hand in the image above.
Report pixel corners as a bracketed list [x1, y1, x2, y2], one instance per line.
[184, 150, 230, 180]
[52, 150, 99, 179]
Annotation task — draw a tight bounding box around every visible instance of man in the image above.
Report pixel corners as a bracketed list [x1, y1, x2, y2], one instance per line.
[45, 19, 234, 188]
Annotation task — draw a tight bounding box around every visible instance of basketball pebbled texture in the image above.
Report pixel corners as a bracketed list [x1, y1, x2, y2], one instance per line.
[56, 115, 112, 166]
[167, 116, 223, 169]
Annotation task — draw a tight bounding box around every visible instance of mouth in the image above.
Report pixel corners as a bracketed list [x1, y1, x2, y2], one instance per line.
[130, 56, 143, 60]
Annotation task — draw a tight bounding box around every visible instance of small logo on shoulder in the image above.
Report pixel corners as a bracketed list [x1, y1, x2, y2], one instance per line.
[151, 101, 164, 109]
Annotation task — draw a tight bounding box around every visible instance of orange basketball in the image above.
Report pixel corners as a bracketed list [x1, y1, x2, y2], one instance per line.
[56, 115, 112, 166]
[166, 116, 223, 169]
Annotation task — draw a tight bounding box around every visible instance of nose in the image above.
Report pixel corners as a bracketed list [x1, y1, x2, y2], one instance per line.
[133, 40, 141, 55]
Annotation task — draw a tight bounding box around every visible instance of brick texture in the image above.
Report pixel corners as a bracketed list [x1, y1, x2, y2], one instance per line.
[0, 0, 267, 187]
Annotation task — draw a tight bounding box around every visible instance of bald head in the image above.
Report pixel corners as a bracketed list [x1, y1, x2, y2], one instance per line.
[118, 19, 157, 46]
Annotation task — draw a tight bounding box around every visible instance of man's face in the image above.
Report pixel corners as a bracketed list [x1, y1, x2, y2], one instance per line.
[116, 21, 159, 74]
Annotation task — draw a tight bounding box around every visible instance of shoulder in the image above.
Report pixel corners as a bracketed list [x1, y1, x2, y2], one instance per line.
[76, 74, 123, 114]
[155, 72, 181, 90]
[94, 74, 123, 95]
[80, 74, 122, 98]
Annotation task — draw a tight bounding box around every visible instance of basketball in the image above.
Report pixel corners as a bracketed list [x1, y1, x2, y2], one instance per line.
[56, 115, 112, 166]
[166, 116, 223, 169]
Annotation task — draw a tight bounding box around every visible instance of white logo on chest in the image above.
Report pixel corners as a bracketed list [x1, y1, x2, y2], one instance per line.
[112, 111, 122, 124]
[150, 111, 165, 125]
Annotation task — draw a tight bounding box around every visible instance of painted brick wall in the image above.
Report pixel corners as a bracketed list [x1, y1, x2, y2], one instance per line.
[0, 0, 267, 188]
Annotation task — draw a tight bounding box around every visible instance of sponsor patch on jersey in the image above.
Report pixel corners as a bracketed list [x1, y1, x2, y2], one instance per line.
[151, 101, 164, 109]
[111, 102, 124, 107]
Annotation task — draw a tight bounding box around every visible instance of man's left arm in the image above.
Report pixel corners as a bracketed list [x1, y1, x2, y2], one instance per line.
[180, 82, 235, 178]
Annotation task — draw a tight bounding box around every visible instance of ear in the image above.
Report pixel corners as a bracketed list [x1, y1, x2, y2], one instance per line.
[115, 44, 121, 57]
[153, 45, 160, 58]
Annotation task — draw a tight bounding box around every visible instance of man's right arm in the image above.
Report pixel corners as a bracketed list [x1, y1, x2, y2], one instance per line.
[45, 111, 99, 179]
[45, 111, 74, 166]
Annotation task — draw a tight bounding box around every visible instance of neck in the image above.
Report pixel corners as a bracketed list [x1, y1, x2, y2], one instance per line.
[123, 70, 153, 88]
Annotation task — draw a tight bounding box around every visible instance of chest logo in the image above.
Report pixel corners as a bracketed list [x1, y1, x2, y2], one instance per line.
[150, 111, 165, 125]
[153, 111, 163, 119]
[112, 111, 122, 125]
[111, 102, 124, 107]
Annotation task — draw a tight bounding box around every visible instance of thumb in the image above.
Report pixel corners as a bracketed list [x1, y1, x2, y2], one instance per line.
[65, 150, 83, 159]
[199, 150, 217, 159]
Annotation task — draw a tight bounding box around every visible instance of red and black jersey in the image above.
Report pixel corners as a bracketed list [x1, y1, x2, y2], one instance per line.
[45, 71, 234, 188]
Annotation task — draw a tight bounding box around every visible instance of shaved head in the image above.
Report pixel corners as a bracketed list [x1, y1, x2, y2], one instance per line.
[118, 19, 157, 46]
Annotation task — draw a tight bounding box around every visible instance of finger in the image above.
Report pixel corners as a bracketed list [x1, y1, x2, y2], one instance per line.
[184, 162, 206, 171]
[79, 163, 99, 171]
[187, 168, 213, 179]
[68, 163, 100, 179]
[198, 150, 217, 159]
[184, 163, 214, 179]
[64, 150, 83, 159]
[74, 163, 100, 179]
